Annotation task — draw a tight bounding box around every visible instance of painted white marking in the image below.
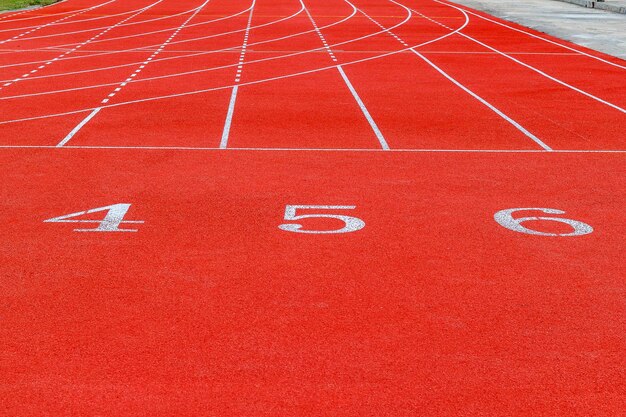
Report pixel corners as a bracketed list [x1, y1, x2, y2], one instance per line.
[57, 107, 101, 147]
[0, 145, 623, 152]
[44, 203, 143, 232]
[494, 208, 593, 236]
[0, 0, 116, 46]
[359, 2, 551, 151]
[219, 0, 256, 149]
[220, 85, 239, 149]
[402, 1, 625, 113]
[56, 0, 213, 142]
[279, 205, 365, 234]
[337, 65, 390, 150]
[414, 50, 552, 151]
[440, 1, 626, 70]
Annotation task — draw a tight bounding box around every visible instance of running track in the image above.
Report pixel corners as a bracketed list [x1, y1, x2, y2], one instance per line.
[0, 0, 624, 415]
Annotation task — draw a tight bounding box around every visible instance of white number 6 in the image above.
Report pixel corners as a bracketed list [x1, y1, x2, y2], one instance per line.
[279, 205, 365, 234]
[494, 208, 593, 236]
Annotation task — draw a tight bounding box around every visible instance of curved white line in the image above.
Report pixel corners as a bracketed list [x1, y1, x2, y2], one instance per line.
[0, 1, 160, 34]
[0, 3, 470, 122]
[0, 4, 366, 99]
[423, 0, 625, 113]
[0, 0, 116, 45]
[0, 0, 210, 42]
[0, 0, 72, 24]
[0, 1, 255, 69]
[34, 2, 255, 48]
[0, 0, 165, 94]
[440, 0, 625, 70]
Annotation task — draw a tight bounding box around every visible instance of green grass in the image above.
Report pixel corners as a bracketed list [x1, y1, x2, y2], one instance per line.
[0, 0, 58, 12]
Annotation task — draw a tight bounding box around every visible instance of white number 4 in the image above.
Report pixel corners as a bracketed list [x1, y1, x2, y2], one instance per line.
[279, 205, 365, 234]
[44, 203, 144, 232]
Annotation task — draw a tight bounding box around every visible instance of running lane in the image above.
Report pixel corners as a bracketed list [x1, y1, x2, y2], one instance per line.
[225, 0, 393, 149]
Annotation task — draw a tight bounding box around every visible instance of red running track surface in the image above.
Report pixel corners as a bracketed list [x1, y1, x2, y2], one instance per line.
[0, 0, 624, 415]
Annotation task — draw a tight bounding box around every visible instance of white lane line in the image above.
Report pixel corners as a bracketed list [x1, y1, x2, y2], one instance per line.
[436, 0, 626, 71]
[0, 145, 623, 153]
[0, 48, 593, 56]
[0, 2, 408, 104]
[0, 1, 305, 74]
[0, 0, 116, 46]
[57, 0, 213, 147]
[337, 66, 390, 150]
[57, 107, 101, 147]
[0, 3, 253, 71]
[303, 4, 337, 62]
[0, 6, 329, 95]
[38, 2, 254, 51]
[0, 0, 70, 23]
[0, 7, 471, 126]
[0, 2, 148, 35]
[357, 1, 551, 151]
[0, 1, 207, 42]
[414, 51, 552, 151]
[303, 0, 388, 150]
[220, 85, 239, 149]
[0, 0, 163, 93]
[219, 0, 256, 149]
[402, 1, 625, 114]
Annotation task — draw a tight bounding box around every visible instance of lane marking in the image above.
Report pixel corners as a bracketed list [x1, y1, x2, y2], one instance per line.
[436, 0, 626, 71]
[0, 1, 151, 35]
[57, 107, 101, 148]
[0, 0, 116, 46]
[0, 0, 164, 94]
[220, 0, 256, 149]
[57, 0, 214, 147]
[303, 0, 389, 150]
[355, 1, 551, 151]
[0, 7, 495, 127]
[0, 2, 394, 114]
[0, 0, 71, 24]
[220, 85, 239, 149]
[414, 51, 552, 150]
[337, 66, 390, 150]
[0, 48, 591, 55]
[0, 145, 623, 153]
[0, 6, 346, 97]
[34, 1, 255, 51]
[0, 2, 257, 70]
[0, 1, 208, 42]
[403, 1, 625, 114]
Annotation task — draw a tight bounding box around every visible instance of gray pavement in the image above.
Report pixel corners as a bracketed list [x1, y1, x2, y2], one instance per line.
[449, 0, 626, 58]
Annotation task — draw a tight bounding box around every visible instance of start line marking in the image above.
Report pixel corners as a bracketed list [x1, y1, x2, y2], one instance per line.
[0, 146, 624, 153]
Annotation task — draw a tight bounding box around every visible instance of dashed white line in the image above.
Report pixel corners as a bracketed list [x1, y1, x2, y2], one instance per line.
[304, 0, 389, 150]
[0, 0, 116, 46]
[57, 0, 213, 147]
[220, 0, 257, 149]
[0, 0, 163, 94]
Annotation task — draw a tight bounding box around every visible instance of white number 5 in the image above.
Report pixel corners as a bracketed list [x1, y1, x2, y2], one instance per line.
[494, 208, 593, 236]
[279, 205, 365, 234]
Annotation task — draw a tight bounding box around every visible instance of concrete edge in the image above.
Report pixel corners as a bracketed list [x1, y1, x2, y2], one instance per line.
[553, 0, 626, 14]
